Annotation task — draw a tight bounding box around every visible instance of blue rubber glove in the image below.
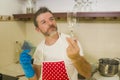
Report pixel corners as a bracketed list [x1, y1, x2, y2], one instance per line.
[19, 49, 35, 78]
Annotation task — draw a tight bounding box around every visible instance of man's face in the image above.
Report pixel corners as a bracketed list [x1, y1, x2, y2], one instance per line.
[36, 12, 57, 37]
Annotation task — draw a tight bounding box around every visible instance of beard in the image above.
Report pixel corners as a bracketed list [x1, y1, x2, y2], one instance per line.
[42, 25, 58, 37]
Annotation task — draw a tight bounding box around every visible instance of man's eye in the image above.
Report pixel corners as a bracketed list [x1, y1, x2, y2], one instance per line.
[41, 21, 46, 24]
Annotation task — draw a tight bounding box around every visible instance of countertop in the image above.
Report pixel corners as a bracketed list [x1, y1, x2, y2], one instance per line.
[0, 63, 27, 80]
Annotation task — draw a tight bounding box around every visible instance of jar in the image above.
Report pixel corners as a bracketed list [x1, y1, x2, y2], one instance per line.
[26, 0, 35, 13]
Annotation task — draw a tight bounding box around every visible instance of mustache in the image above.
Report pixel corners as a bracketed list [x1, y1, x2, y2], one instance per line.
[42, 25, 57, 36]
[50, 25, 56, 28]
[47, 25, 57, 31]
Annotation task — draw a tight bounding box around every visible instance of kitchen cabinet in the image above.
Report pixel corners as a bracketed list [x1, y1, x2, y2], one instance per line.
[13, 12, 120, 22]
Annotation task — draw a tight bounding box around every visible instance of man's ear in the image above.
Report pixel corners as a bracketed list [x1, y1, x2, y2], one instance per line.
[35, 27, 41, 32]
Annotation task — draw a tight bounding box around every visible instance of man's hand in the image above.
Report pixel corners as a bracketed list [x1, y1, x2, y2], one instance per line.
[19, 49, 35, 78]
[66, 38, 92, 78]
[20, 50, 31, 64]
[66, 37, 80, 60]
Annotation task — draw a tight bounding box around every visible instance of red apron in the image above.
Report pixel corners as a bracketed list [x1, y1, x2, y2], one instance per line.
[42, 61, 69, 80]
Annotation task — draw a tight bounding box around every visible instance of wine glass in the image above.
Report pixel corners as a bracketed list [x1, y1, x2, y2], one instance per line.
[67, 11, 77, 37]
[67, 0, 81, 37]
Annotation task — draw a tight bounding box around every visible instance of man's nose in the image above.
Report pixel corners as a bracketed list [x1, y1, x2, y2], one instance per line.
[47, 20, 53, 25]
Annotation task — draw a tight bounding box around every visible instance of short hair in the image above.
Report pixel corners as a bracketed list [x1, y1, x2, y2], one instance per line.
[33, 7, 53, 28]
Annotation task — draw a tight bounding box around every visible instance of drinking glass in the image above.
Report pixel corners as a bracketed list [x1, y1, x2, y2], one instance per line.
[67, 11, 77, 37]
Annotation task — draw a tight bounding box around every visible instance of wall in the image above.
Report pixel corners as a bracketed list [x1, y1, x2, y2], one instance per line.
[25, 21, 44, 46]
[36, 0, 120, 12]
[75, 23, 120, 62]
[26, 22, 120, 63]
[0, 21, 26, 67]
[0, 1, 28, 76]
[0, 0, 24, 15]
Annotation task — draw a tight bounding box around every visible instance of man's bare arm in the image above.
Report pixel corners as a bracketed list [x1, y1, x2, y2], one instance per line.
[66, 38, 91, 79]
[29, 64, 41, 80]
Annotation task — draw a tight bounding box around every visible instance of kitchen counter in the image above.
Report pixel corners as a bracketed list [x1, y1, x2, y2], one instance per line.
[92, 71, 119, 80]
[0, 63, 27, 80]
[0, 63, 119, 80]
[0, 73, 18, 80]
[78, 64, 120, 80]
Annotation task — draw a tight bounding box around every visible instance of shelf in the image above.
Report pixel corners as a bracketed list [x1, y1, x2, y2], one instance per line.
[13, 12, 120, 21]
[13, 13, 34, 21]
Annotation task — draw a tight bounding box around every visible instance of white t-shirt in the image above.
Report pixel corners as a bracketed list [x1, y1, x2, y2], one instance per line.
[33, 33, 83, 80]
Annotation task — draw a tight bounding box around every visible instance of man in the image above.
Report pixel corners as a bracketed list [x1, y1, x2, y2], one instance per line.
[20, 7, 91, 80]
